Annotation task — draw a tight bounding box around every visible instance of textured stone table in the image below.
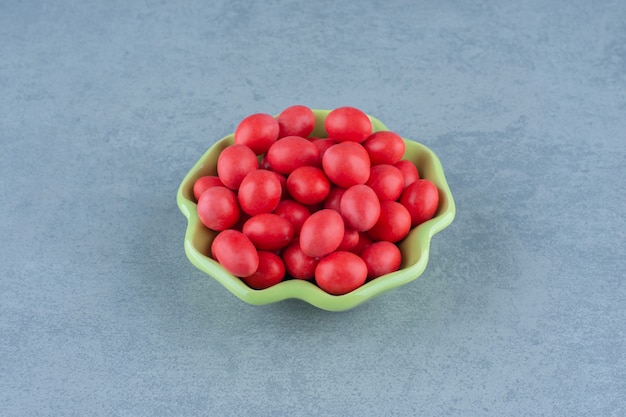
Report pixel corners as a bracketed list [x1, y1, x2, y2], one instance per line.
[1, 1, 624, 416]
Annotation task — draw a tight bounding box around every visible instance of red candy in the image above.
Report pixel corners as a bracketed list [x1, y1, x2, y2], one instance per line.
[299, 209, 345, 258]
[193, 175, 224, 201]
[240, 251, 286, 290]
[315, 251, 368, 295]
[266, 136, 319, 175]
[363, 131, 405, 165]
[395, 159, 420, 188]
[193, 105, 439, 294]
[361, 241, 402, 279]
[242, 213, 294, 251]
[217, 144, 258, 189]
[211, 230, 259, 278]
[368, 201, 412, 243]
[286, 166, 331, 205]
[400, 179, 440, 227]
[282, 238, 318, 280]
[310, 138, 336, 167]
[277, 105, 316, 138]
[323, 186, 345, 213]
[366, 164, 404, 202]
[336, 228, 359, 252]
[197, 186, 240, 231]
[237, 169, 282, 216]
[234, 113, 279, 155]
[325, 106, 372, 143]
[322, 141, 371, 188]
[273, 200, 310, 236]
[340, 184, 380, 232]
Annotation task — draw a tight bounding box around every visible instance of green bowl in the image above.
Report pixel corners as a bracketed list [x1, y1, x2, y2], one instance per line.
[176, 109, 455, 312]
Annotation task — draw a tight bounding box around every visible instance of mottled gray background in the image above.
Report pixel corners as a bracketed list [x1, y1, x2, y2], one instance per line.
[1, 1, 625, 416]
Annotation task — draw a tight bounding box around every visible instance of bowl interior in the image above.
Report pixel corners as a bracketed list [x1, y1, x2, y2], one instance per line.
[177, 109, 455, 311]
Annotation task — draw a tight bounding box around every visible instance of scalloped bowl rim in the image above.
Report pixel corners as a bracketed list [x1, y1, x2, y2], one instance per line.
[176, 109, 455, 311]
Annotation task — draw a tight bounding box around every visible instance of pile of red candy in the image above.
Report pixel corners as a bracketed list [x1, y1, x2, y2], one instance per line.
[193, 105, 439, 295]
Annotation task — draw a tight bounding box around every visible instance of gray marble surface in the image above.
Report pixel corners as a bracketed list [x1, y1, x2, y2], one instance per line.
[1, 1, 625, 416]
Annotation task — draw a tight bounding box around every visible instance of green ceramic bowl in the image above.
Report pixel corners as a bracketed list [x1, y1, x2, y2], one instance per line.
[177, 109, 455, 311]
